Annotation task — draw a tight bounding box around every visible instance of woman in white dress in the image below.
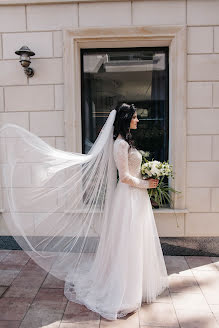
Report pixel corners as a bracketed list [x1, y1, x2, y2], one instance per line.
[0, 103, 169, 321]
[64, 103, 169, 320]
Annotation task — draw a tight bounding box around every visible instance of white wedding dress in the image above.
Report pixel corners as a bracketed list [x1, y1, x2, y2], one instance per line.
[64, 135, 169, 320]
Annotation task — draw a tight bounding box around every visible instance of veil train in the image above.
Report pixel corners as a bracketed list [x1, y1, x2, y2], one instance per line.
[0, 109, 117, 282]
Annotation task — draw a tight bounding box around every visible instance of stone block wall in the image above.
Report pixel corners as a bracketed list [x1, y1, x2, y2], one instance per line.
[0, 0, 219, 238]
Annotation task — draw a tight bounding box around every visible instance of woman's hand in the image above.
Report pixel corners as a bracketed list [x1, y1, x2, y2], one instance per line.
[148, 178, 159, 189]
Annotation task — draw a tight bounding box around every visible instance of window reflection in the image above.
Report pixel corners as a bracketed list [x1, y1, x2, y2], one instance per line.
[81, 47, 169, 165]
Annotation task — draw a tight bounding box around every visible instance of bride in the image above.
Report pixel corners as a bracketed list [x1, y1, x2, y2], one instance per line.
[0, 102, 169, 320]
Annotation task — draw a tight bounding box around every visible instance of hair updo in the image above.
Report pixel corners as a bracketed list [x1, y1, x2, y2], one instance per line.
[113, 103, 136, 147]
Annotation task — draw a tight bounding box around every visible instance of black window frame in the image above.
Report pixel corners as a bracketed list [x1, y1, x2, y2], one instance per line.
[80, 46, 169, 163]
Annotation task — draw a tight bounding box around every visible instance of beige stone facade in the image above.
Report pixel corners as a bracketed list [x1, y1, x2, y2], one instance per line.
[0, 0, 219, 239]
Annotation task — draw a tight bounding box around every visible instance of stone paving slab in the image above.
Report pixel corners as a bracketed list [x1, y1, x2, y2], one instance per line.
[0, 250, 11, 262]
[0, 321, 20, 328]
[0, 251, 218, 328]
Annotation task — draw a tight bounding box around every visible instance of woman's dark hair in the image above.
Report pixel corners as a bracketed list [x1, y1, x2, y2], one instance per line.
[113, 103, 136, 147]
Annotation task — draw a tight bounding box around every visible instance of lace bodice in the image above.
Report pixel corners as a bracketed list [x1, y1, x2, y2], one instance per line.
[113, 137, 149, 189]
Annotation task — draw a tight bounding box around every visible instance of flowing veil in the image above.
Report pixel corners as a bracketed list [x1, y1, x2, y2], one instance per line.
[0, 109, 117, 282]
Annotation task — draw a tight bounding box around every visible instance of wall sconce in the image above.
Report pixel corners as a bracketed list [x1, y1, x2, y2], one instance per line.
[15, 46, 35, 77]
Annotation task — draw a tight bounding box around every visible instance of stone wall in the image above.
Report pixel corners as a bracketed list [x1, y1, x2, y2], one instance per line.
[0, 0, 219, 238]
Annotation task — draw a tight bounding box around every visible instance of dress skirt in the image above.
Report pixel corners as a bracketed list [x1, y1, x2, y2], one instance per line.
[64, 181, 169, 320]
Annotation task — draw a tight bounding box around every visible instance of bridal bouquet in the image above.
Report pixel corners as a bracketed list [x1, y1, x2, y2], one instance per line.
[140, 152, 181, 209]
[141, 159, 174, 180]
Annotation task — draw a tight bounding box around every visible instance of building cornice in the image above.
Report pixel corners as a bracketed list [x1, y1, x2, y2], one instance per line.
[0, 0, 132, 5]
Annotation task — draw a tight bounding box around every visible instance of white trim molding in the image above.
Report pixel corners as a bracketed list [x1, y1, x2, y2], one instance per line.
[63, 25, 187, 213]
[0, 0, 139, 5]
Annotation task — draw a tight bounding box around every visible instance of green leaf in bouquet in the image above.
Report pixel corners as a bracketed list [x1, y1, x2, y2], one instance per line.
[148, 178, 181, 208]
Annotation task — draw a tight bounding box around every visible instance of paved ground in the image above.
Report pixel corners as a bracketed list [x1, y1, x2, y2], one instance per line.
[0, 250, 218, 328]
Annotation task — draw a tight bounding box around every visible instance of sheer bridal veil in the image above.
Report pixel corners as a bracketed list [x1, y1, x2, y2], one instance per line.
[0, 109, 117, 282]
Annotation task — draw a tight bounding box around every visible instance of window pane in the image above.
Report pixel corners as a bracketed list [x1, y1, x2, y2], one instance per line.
[81, 47, 169, 165]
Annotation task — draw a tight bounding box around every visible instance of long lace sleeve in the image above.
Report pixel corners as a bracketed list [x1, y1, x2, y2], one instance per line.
[113, 139, 150, 189]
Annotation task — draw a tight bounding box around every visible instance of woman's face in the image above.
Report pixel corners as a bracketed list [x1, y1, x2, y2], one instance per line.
[130, 111, 139, 129]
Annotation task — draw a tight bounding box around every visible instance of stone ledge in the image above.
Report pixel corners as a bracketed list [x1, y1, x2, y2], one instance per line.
[153, 208, 189, 214]
[0, 236, 218, 256]
[161, 236, 219, 256]
[0, 0, 129, 5]
[0, 208, 189, 214]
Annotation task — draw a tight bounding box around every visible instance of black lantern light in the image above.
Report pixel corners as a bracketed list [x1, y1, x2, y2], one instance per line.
[15, 46, 35, 77]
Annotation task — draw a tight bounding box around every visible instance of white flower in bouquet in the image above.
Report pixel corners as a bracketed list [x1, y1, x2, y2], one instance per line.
[140, 155, 181, 229]
[139, 150, 150, 158]
[141, 159, 173, 180]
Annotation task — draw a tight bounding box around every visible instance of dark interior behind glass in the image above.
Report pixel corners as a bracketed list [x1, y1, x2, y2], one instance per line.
[81, 47, 169, 165]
